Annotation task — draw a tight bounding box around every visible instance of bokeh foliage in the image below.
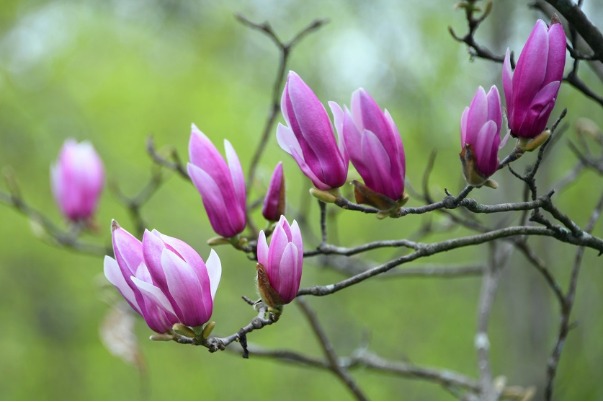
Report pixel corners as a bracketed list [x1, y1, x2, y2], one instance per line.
[1, 0, 602, 399]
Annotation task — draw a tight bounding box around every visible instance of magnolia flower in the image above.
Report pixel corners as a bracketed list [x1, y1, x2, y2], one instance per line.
[51, 139, 104, 222]
[337, 88, 407, 210]
[262, 162, 286, 222]
[256, 216, 303, 309]
[187, 124, 246, 238]
[460, 86, 502, 187]
[277, 71, 348, 190]
[503, 19, 566, 139]
[104, 221, 221, 333]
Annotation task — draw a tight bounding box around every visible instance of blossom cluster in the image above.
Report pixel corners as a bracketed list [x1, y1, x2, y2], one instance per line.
[48, 18, 565, 336]
[460, 19, 566, 187]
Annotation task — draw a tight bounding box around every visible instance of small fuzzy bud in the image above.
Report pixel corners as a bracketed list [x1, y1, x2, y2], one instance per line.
[201, 321, 216, 340]
[255, 216, 303, 309]
[309, 188, 339, 203]
[172, 323, 196, 338]
[262, 162, 286, 222]
[517, 130, 551, 152]
[150, 334, 174, 341]
[503, 20, 566, 139]
[207, 236, 232, 246]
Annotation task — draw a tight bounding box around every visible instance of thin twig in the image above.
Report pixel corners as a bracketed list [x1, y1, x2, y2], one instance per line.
[111, 168, 164, 238]
[0, 188, 109, 256]
[296, 298, 368, 401]
[238, 343, 536, 399]
[238, 15, 328, 194]
[545, 189, 603, 400]
[169, 300, 278, 357]
[318, 200, 328, 246]
[543, 0, 603, 62]
[146, 137, 189, 180]
[449, 0, 505, 63]
[299, 225, 603, 297]
[234, 16, 327, 236]
[475, 242, 511, 399]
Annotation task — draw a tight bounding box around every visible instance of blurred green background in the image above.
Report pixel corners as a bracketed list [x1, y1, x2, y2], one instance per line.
[1, 0, 603, 399]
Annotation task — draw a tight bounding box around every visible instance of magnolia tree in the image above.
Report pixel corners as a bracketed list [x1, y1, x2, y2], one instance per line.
[2, 0, 603, 400]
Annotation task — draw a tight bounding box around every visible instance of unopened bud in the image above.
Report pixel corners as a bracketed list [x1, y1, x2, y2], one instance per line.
[575, 118, 602, 142]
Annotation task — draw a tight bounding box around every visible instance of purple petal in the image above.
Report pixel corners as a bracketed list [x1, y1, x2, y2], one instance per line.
[359, 130, 395, 199]
[266, 224, 289, 291]
[112, 223, 143, 278]
[280, 78, 293, 126]
[328, 101, 349, 163]
[161, 250, 211, 326]
[465, 87, 488, 146]
[474, 121, 499, 177]
[157, 230, 204, 271]
[187, 163, 241, 238]
[530, 80, 561, 111]
[278, 215, 293, 240]
[104, 256, 142, 315]
[256, 230, 269, 268]
[351, 89, 397, 152]
[290, 220, 303, 253]
[383, 109, 406, 191]
[341, 108, 371, 180]
[277, 123, 328, 189]
[275, 243, 300, 303]
[131, 276, 176, 316]
[224, 139, 246, 213]
[189, 124, 229, 176]
[460, 107, 470, 146]
[513, 20, 549, 109]
[286, 72, 337, 156]
[544, 22, 567, 85]
[517, 81, 560, 136]
[502, 48, 514, 119]
[262, 162, 285, 221]
[205, 249, 222, 300]
[142, 230, 168, 288]
[486, 86, 502, 130]
[284, 72, 347, 188]
[51, 139, 104, 220]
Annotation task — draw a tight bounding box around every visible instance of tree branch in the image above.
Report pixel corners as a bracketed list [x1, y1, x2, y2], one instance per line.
[296, 298, 368, 400]
[545, 189, 603, 399]
[544, 0, 603, 62]
[299, 225, 603, 297]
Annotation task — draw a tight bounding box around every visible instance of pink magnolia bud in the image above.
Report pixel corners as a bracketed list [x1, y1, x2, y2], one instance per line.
[503, 19, 566, 138]
[337, 88, 406, 208]
[256, 216, 303, 307]
[187, 124, 247, 238]
[460, 86, 502, 186]
[50, 139, 104, 222]
[277, 71, 349, 190]
[262, 162, 286, 222]
[104, 221, 221, 333]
